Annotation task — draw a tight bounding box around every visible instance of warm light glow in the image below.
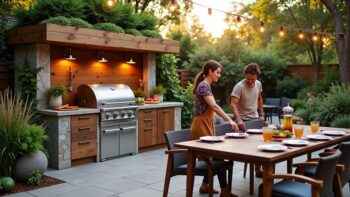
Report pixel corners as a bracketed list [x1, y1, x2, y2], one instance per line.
[105, 0, 116, 8]
[298, 30, 304, 39]
[312, 33, 318, 41]
[168, 0, 177, 13]
[279, 26, 284, 37]
[322, 34, 327, 42]
[259, 21, 265, 33]
[126, 58, 136, 64]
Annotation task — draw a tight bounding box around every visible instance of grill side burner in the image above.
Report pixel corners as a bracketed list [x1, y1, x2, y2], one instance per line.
[76, 84, 138, 161]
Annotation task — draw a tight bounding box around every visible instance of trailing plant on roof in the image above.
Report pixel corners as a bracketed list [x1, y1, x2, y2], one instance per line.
[94, 23, 124, 33]
[41, 16, 71, 26]
[125, 29, 142, 36]
[141, 30, 162, 38]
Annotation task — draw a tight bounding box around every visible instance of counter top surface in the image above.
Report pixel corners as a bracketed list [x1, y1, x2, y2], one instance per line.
[137, 102, 183, 110]
[38, 108, 100, 116]
[38, 102, 183, 116]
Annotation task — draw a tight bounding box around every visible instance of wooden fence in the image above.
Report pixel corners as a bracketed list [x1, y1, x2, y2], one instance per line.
[176, 69, 191, 88]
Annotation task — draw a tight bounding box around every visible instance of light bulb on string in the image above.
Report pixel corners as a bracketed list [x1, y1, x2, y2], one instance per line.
[259, 21, 265, 33]
[279, 26, 284, 37]
[322, 34, 327, 42]
[237, 15, 241, 24]
[103, 0, 116, 9]
[312, 32, 318, 41]
[168, 0, 177, 13]
[298, 30, 304, 39]
[208, 8, 212, 15]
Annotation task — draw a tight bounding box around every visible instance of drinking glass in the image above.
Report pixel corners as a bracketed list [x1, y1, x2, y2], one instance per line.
[262, 127, 274, 141]
[310, 121, 320, 134]
[294, 125, 304, 139]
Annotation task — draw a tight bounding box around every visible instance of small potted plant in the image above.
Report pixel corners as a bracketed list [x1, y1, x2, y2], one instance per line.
[47, 84, 67, 109]
[133, 88, 145, 105]
[151, 85, 166, 102]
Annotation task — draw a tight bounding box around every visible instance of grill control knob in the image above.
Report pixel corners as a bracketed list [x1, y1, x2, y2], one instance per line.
[113, 112, 119, 119]
[121, 111, 126, 118]
[128, 111, 133, 117]
[105, 112, 111, 119]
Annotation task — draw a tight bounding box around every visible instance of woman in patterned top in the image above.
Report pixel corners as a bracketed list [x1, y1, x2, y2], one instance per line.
[191, 60, 239, 197]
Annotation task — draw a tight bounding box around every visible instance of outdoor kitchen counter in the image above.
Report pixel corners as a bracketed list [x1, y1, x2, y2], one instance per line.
[38, 108, 100, 116]
[137, 101, 183, 109]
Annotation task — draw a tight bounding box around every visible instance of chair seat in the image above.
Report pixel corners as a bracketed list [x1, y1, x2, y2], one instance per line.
[174, 160, 231, 176]
[272, 179, 312, 197]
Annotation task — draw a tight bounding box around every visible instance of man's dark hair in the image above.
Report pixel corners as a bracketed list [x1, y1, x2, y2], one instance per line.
[244, 63, 261, 75]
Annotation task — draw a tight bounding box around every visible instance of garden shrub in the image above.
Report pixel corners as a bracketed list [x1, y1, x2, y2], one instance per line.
[156, 54, 194, 128]
[68, 18, 93, 28]
[0, 89, 34, 176]
[125, 29, 142, 36]
[312, 84, 350, 126]
[141, 30, 162, 38]
[41, 16, 70, 26]
[331, 115, 350, 129]
[94, 23, 124, 33]
[276, 73, 309, 98]
[27, 169, 42, 186]
[132, 13, 157, 30]
[20, 124, 47, 153]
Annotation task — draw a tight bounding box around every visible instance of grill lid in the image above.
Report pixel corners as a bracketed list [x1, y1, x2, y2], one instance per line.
[76, 84, 135, 108]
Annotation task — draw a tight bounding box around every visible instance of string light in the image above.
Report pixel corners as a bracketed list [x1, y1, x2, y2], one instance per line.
[279, 26, 284, 37]
[237, 15, 241, 24]
[104, 0, 116, 8]
[298, 30, 304, 39]
[322, 34, 327, 42]
[168, 0, 177, 13]
[312, 32, 318, 41]
[208, 8, 212, 15]
[259, 21, 265, 33]
[171, 0, 334, 40]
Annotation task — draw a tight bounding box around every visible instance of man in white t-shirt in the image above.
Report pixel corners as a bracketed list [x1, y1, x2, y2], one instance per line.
[230, 63, 265, 177]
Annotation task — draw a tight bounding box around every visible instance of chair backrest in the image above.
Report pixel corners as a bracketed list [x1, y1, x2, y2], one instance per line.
[280, 97, 291, 108]
[244, 119, 264, 129]
[164, 129, 190, 168]
[339, 141, 350, 185]
[314, 150, 342, 196]
[265, 97, 281, 106]
[215, 123, 234, 136]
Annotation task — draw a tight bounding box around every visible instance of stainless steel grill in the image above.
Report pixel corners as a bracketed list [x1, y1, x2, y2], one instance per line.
[77, 84, 138, 161]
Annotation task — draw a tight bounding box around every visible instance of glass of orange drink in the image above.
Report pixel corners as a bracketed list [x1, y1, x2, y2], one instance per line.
[310, 121, 320, 134]
[262, 127, 274, 141]
[294, 125, 304, 139]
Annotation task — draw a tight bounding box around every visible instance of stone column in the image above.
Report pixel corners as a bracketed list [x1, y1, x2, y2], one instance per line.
[13, 44, 50, 109]
[142, 53, 156, 97]
[174, 106, 182, 130]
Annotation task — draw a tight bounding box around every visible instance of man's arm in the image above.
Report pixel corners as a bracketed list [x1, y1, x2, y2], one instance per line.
[257, 94, 264, 121]
[230, 96, 245, 130]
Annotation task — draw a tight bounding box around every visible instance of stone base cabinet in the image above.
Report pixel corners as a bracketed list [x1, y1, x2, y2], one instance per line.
[39, 109, 99, 169]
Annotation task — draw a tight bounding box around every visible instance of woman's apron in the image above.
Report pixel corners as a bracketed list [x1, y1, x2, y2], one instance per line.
[190, 107, 215, 140]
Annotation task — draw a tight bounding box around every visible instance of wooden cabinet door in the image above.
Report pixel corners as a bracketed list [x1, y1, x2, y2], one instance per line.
[138, 109, 158, 148]
[157, 108, 174, 144]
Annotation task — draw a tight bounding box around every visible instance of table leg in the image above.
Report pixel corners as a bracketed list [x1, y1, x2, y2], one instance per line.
[287, 159, 292, 173]
[262, 163, 274, 197]
[186, 151, 196, 197]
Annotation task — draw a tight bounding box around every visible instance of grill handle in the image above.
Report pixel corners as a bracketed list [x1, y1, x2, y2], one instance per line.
[103, 126, 136, 134]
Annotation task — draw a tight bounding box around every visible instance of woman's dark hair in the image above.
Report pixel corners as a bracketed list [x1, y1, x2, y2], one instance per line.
[193, 60, 222, 94]
[244, 63, 261, 75]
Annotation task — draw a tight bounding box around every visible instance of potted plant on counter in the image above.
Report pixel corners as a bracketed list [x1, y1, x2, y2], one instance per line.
[47, 84, 67, 109]
[133, 88, 145, 105]
[151, 85, 166, 102]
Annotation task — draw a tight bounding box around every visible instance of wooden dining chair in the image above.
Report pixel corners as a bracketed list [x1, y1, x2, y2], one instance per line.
[298, 141, 350, 196]
[259, 150, 342, 197]
[163, 129, 233, 197]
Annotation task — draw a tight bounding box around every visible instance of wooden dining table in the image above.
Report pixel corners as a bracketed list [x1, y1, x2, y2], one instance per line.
[175, 126, 350, 197]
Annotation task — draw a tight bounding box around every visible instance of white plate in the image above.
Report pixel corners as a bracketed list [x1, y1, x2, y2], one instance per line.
[225, 133, 249, 138]
[306, 134, 332, 141]
[246, 129, 263, 134]
[322, 130, 346, 136]
[258, 144, 288, 152]
[282, 139, 309, 146]
[199, 136, 225, 142]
